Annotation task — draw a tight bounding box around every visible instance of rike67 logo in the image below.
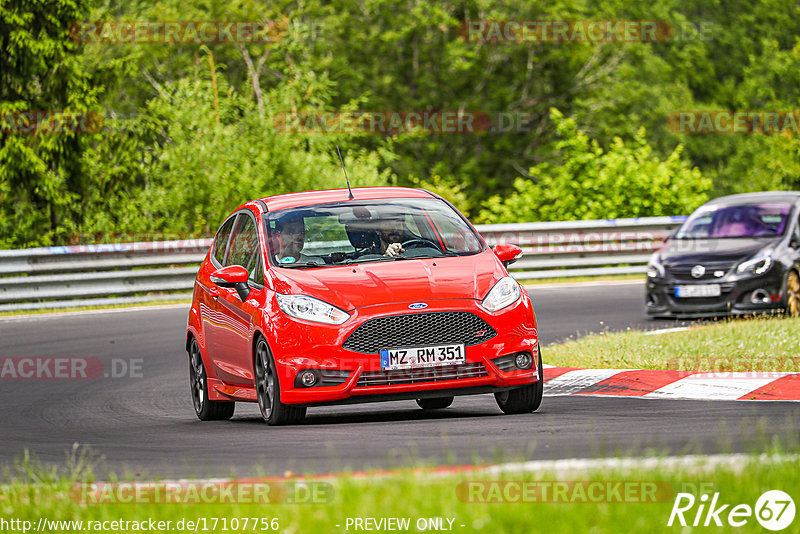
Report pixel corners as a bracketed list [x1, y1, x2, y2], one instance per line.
[668, 490, 795, 530]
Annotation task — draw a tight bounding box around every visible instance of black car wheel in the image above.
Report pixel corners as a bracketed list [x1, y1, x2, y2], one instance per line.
[495, 346, 544, 414]
[255, 337, 306, 425]
[416, 397, 454, 410]
[188, 338, 235, 421]
[785, 270, 800, 316]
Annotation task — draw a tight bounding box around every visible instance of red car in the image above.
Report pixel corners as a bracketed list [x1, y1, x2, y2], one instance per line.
[186, 187, 542, 425]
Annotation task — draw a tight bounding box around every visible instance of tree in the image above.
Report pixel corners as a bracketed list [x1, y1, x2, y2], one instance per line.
[80, 55, 395, 236]
[479, 109, 711, 223]
[0, 0, 100, 247]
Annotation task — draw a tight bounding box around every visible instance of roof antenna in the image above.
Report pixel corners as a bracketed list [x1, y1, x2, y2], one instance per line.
[337, 145, 354, 200]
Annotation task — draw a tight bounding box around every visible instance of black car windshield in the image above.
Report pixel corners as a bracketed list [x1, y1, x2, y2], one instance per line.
[675, 202, 792, 239]
[264, 198, 484, 267]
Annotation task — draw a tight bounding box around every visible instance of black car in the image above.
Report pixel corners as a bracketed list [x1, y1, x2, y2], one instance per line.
[646, 191, 800, 317]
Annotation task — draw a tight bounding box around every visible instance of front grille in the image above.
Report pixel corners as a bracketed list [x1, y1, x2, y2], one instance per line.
[666, 261, 736, 282]
[356, 362, 488, 387]
[343, 311, 496, 353]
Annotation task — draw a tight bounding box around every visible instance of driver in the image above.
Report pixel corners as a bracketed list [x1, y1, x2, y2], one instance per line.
[377, 217, 407, 256]
[274, 216, 307, 263]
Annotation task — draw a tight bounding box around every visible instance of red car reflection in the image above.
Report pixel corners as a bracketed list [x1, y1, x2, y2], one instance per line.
[185, 187, 542, 425]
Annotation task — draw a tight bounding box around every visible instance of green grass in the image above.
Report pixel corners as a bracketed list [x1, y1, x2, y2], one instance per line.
[2, 448, 799, 533]
[545, 315, 800, 372]
[520, 273, 643, 285]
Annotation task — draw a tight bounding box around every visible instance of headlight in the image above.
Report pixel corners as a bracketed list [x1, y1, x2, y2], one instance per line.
[276, 294, 350, 324]
[481, 276, 521, 312]
[736, 250, 773, 276]
[647, 255, 665, 279]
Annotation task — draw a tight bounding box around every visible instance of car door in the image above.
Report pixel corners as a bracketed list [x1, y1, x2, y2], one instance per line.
[200, 213, 238, 372]
[212, 211, 265, 386]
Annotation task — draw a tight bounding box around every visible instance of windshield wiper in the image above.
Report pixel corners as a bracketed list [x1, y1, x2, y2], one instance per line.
[342, 256, 399, 265]
[279, 261, 321, 268]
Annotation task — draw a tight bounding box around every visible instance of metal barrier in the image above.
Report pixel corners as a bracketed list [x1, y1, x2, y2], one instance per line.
[0, 216, 685, 311]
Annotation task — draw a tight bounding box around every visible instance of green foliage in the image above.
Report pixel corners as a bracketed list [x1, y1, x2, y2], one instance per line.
[80, 60, 393, 235]
[407, 174, 472, 215]
[3, 0, 800, 247]
[479, 109, 711, 223]
[0, 0, 98, 247]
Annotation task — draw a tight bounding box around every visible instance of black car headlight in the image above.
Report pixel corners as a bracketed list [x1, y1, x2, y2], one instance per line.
[736, 250, 773, 276]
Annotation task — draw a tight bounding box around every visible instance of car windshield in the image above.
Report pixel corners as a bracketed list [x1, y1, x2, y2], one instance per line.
[264, 198, 484, 268]
[675, 202, 792, 239]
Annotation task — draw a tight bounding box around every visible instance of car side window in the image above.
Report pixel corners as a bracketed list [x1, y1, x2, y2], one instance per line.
[227, 214, 260, 276]
[212, 215, 237, 266]
[248, 254, 264, 286]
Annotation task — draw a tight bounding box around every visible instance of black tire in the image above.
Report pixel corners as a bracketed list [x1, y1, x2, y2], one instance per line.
[495, 346, 544, 414]
[416, 396, 454, 410]
[188, 338, 235, 421]
[254, 337, 306, 425]
[784, 270, 800, 317]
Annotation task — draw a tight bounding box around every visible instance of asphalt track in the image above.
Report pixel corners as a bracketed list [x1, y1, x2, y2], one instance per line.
[1, 280, 797, 479]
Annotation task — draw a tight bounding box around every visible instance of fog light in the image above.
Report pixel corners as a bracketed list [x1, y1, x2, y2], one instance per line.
[514, 352, 532, 369]
[300, 370, 317, 387]
[750, 289, 771, 305]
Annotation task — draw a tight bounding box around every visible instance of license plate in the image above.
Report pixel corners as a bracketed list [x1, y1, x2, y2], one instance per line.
[380, 344, 466, 371]
[674, 284, 721, 298]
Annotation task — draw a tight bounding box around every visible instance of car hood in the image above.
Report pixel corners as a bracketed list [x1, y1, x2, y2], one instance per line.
[269, 250, 506, 311]
[660, 237, 781, 265]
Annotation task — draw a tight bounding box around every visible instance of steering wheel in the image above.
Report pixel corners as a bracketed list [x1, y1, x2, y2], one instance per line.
[401, 238, 442, 251]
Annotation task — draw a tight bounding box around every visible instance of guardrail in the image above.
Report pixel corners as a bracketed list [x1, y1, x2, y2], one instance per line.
[0, 216, 685, 311]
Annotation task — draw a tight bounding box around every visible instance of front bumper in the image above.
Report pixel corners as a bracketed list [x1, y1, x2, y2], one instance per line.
[645, 268, 784, 317]
[271, 297, 539, 406]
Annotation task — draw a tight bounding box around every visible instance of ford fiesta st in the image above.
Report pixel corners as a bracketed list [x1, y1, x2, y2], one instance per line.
[185, 187, 542, 424]
[646, 191, 800, 317]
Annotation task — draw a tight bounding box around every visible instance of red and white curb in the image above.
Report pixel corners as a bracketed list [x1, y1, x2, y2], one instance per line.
[543, 365, 800, 401]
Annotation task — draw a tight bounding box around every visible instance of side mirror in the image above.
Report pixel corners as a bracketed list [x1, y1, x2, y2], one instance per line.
[211, 265, 251, 301]
[492, 243, 523, 267]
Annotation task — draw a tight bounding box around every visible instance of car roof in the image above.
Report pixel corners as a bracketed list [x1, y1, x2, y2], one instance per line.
[702, 191, 800, 207]
[255, 186, 438, 212]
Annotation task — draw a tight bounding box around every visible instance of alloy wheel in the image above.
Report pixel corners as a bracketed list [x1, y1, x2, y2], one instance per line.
[255, 340, 275, 420]
[189, 340, 205, 414]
